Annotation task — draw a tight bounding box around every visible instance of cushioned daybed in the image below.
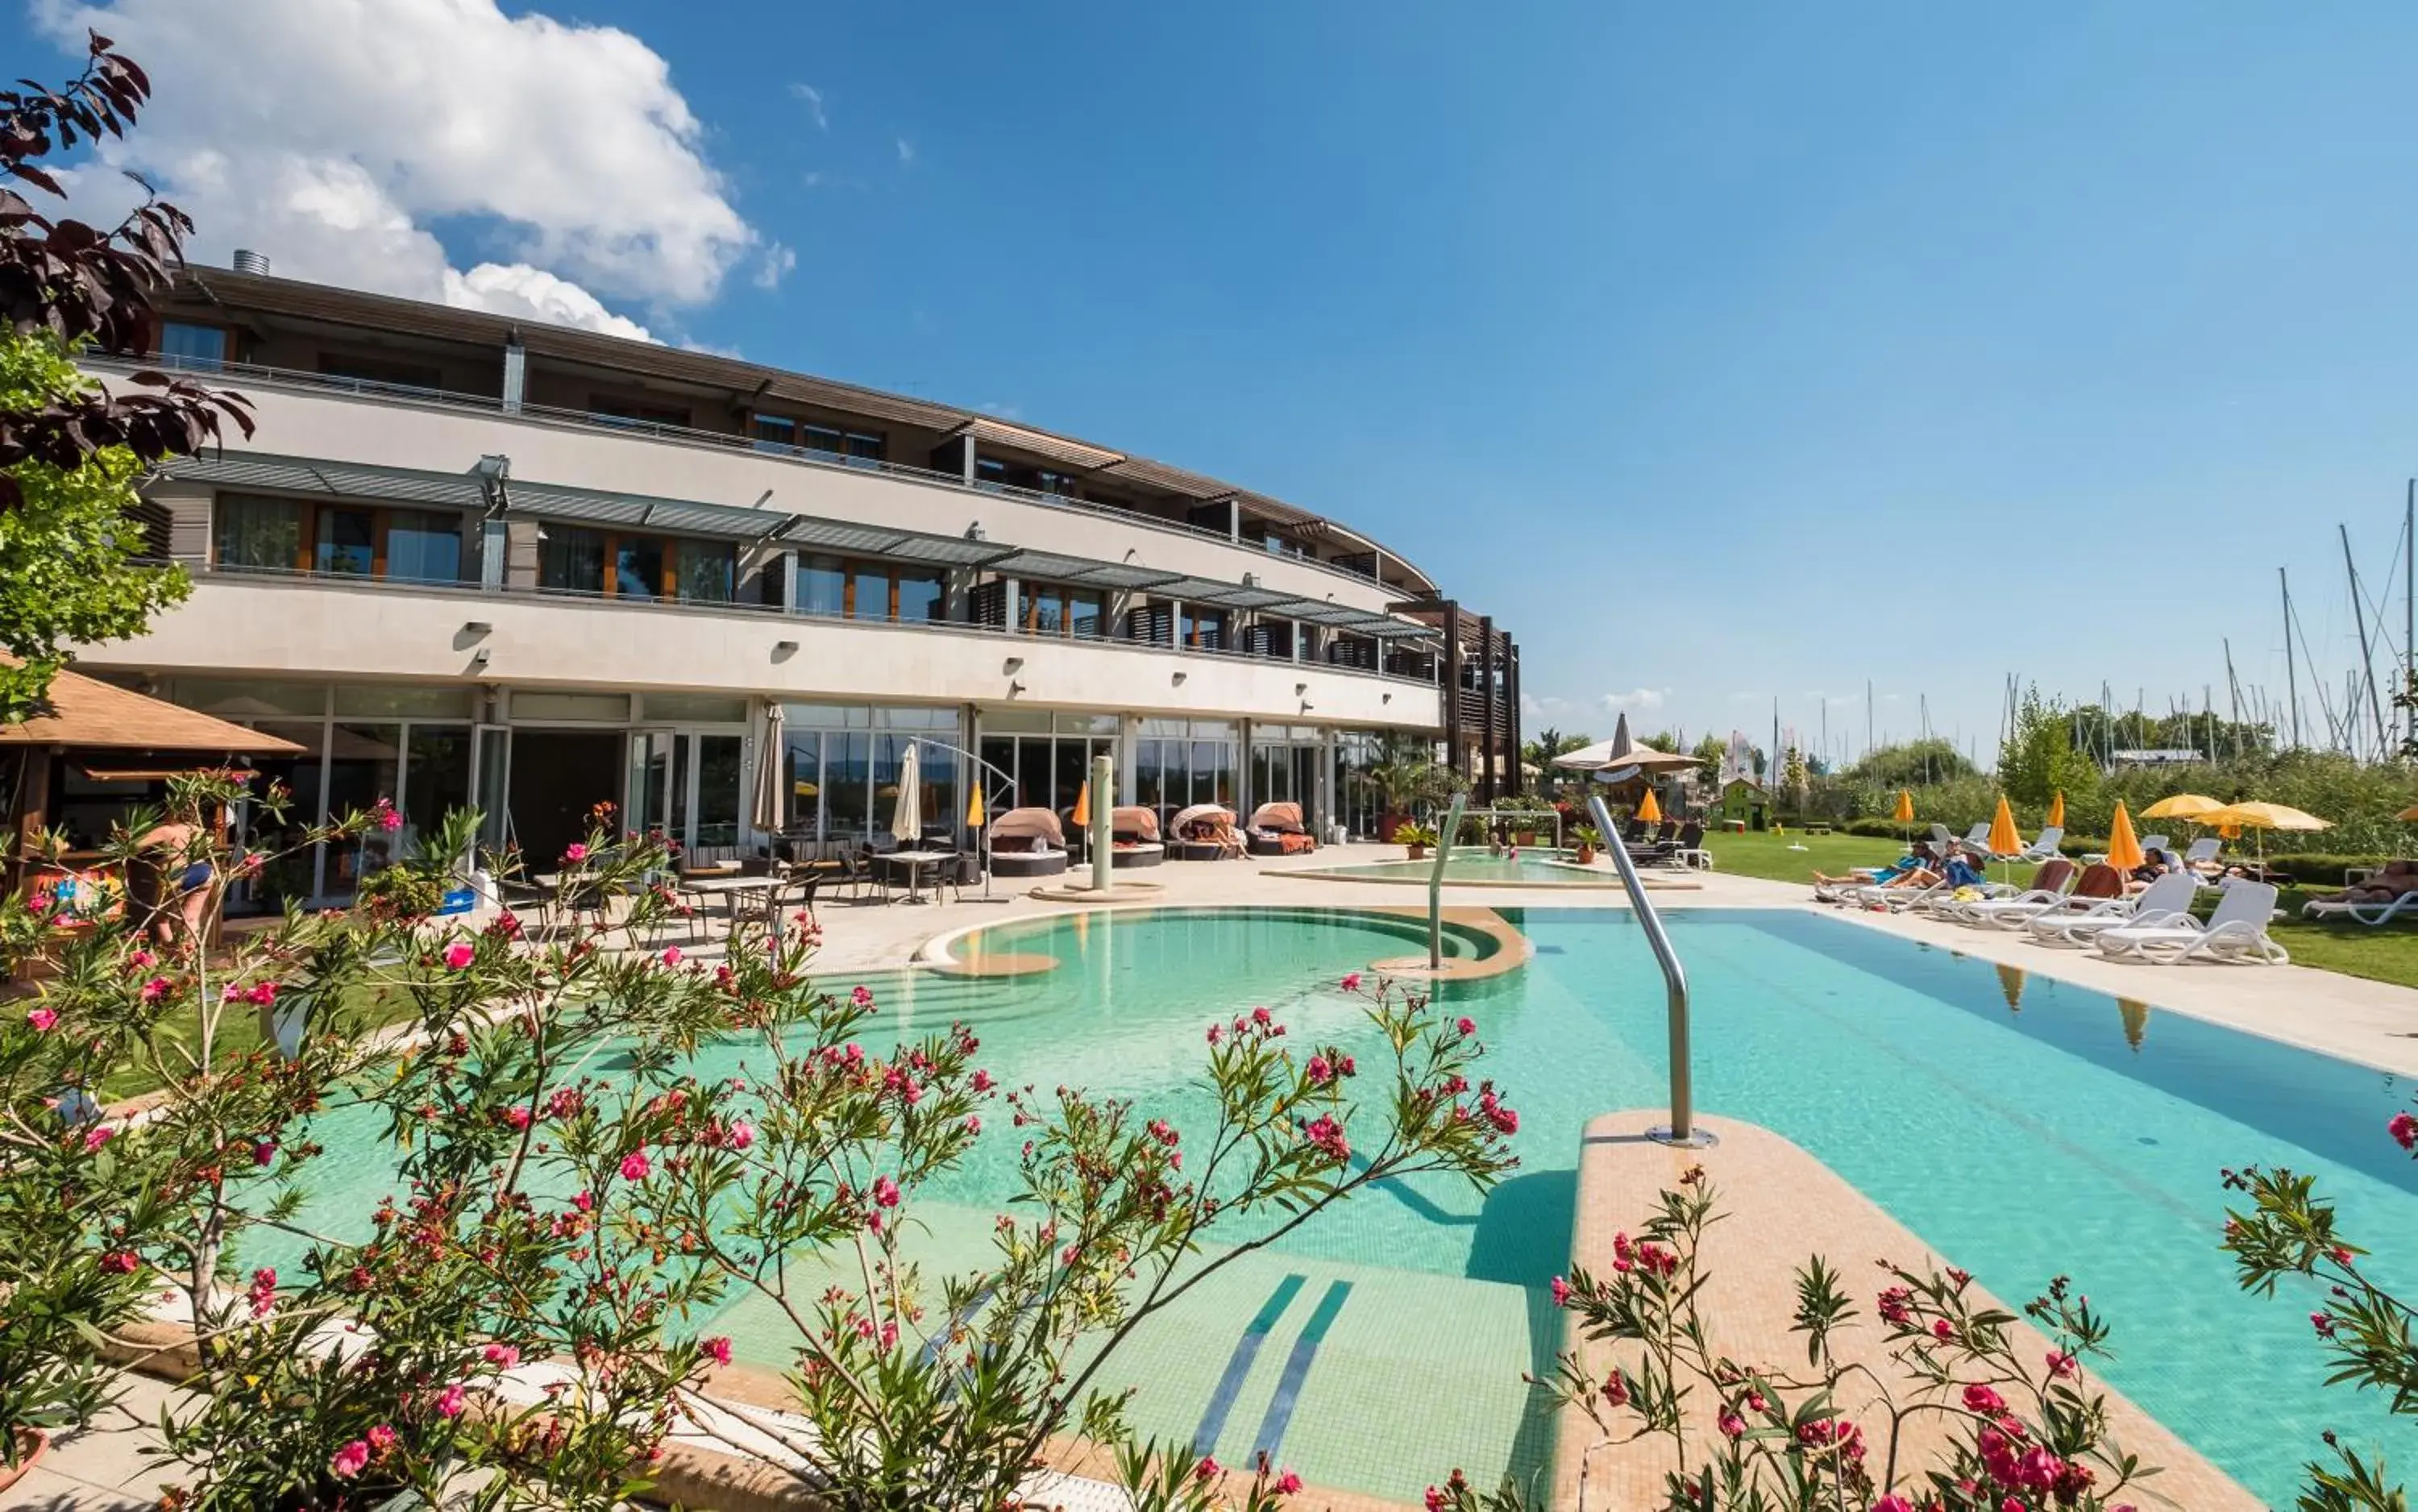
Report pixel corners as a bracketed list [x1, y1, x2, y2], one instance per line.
[987, 807, 1069, 878]
[1110, 805, 1165, 869]
[1168, 802, 1243, 862]
[1245, 801, 1318, 857]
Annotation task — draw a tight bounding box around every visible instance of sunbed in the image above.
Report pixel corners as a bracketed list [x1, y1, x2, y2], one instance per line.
[2029, 870, 2198, 948]
[1938, 858, 2075, 924]
[2093, 882, 2287, 965]
[2012, 826, 2064, 863]
[1971, 862, 2123, 930]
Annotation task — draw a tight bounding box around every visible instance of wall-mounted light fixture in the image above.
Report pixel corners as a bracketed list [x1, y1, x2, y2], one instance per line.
[1008, 680, 1028, 698]
[1171, 671, 1187, 686]
[462, 621, 492, 636]
[1003, 656, 1024, 675]
[470, 648, 492, 669]
[1295, 682, 1310, 696]
[1298, 700, 1315, 715]
[1382, 692, 1393, 704]
[774, 639, 800, 654]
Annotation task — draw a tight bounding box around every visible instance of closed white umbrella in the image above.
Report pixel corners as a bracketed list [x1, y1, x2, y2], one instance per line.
[891, 742, 923, 846]
[752, 703, 786, 836]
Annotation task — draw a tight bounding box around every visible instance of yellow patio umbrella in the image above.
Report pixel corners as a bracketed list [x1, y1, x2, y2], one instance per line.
[966, 784, 985, 827]
[2197, 801, 2329, 866]
[1893, 788, 1915, 845]
[2141, 793, 2225, 822]
[2046, 791, 2065, 829]
[1070, 779, 1091, 830]
[1986, 795, 2021, 881]
[1636, 788, 1663, 825]
[2105, 802, 2145, 873]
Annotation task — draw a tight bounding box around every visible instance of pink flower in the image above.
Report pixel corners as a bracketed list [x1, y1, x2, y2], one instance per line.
[2312, 1311, 2337, 1336]
[1252, 1006, 1273, 1025]
[2392, 1111, 2417, 1151]
[502, 1106, 532, 1132]
[1277, 1469, 1303, 1495]
[1930, 1319, 1954, 1341]
[572, 1190, 593, 1212]
[329, 1439, 372, 1479]
[1307, 1055, 1333, 1085]
[562, 841, 588, 863]
[970, 1069, 994, 1093]
[963, 1115, 981, 1134]
[252, 1140, 277, 1166]
[483, 1343, 520, 1369]
[1339, 972, 1362, 992]
[851, 984, 875, 1008]
[247, 1268, 277, 1319]
[366, 1424, 397, 1453]
[139, 976, 169, 1003]
[701, 1335, 733, 1367]
[619, 1152, 651, 1182]
[1872, 1498, 1916, 1512]
[2045, 1349, 2077, 1378]
[1206, 1024, 1222, 1045]
[128, 949, 153, 968]
[661, 946, 683, 966]
[24, 1007, 56, 1032]
[84, 1125, 114, 1153]
[872, 1174, 901, 1207]
[1425, 1489, 1448, 1512]
[442, 941, 475, 970]
[1550, 1276, 1573, 1308]
[1456, 1016, 1477, 1036]
[1194, 1456, 1220, 1484]
[727, 1119, 755, 1151]
[245, 981, 278, 1007]
[375, 800, 404, 833]
[1718, 1410, 1746, 1439]
[434, 1384, 467, 1419]
[98, 1249, 138, 1273]
[1961, 1383, 2005, 1414]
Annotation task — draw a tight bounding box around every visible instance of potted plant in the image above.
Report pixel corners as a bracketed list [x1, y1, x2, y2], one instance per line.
[1399, 822, 1439, 862]
[1359, 739, 1453, 845]
[1571, 824, 1602, 865]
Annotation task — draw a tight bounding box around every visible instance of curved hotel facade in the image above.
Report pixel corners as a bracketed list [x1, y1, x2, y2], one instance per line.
[66, 263, 1521, 903]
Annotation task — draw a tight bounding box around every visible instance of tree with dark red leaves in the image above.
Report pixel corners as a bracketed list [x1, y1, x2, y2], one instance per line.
[0, 30, 251, 508]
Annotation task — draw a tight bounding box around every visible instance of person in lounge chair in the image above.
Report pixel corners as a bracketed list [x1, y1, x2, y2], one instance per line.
[2125, 847, 2182, 895]
[2312, 859, 2418, 907]
[1942, 850, 1990, 890]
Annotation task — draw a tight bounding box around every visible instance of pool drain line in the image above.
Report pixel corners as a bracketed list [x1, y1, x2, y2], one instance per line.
[1588, 792, 1714, 1149]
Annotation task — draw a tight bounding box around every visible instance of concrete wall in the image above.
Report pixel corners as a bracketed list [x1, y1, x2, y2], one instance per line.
[216, 386, 1413, 618]
[73, 575, 1440, 732]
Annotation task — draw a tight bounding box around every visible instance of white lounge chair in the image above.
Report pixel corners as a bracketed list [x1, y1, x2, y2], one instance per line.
[2302, 887, 2418, 928]
[1962, 822, 1993, 850]
[2013, 825, 2064, 862]
[2138, 833, 2171, 854]
[2180, 837, 2223, 876]
[2094, 882, 2287, 965]
[1942, 860, 2078, 925]
[2029, 871, 2198, 948]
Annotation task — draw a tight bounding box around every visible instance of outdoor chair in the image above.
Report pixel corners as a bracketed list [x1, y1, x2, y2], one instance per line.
[2095, 881, 2287, 965]
[2013, 825, 2065, 862]
[496, 878, 556, 937]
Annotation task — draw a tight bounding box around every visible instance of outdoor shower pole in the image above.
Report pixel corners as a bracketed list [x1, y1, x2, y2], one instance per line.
[1589, 792, 1708, 1147]
[1091, 753, 1114, 893]
[1429, 792, 1466, 970]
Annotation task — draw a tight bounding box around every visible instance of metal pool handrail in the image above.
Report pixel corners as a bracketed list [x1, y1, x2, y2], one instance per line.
[1587, 791, 1710, 1147]
[1429, 793, 1467, 970]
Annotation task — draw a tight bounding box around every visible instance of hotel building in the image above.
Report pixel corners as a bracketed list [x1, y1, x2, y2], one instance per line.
[65, 259, 1522, 904]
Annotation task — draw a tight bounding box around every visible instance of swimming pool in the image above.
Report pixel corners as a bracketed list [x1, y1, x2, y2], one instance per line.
[1281, 852, 1623, 887]
[257, 907, 2416, 1505]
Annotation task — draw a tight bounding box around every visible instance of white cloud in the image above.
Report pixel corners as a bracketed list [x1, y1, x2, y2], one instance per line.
[753, 241, 796, 290]
[1599, 688, 1669, 713]
[1522, 692, 1582, 718]
[788, 81, 829, 131]
[34, 0, 756, 339]
[977, 401, 1022, 421]
[895, 136, 917, 165]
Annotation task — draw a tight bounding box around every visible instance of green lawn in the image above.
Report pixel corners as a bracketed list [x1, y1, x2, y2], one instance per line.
[1695, 826, 2418, 992]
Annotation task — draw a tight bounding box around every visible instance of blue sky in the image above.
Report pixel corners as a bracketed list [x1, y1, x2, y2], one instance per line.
[19, 2, 2418, 765]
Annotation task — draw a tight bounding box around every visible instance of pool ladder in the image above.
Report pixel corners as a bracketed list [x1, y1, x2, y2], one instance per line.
[1585, 793, 1714, 1148]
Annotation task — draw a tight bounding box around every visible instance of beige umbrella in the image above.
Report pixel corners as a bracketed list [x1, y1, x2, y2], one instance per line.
[891, 741, 923, 845]
[751, 703, 785, 835]
[1551, 712, 1697, 775]
[2196, 800, 2329, 866]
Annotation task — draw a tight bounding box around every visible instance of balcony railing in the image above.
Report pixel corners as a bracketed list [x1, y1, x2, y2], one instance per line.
[197, 563, 1446, 687]
[90, 352, 1428, 599]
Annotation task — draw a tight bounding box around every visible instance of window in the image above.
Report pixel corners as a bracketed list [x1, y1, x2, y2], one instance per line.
[315, 507, 376, 576]
[800, 555, 847, 617]
[386, 511, 463, 584]
[1068, 589, 1103, 638]
[1180, 606, 1228, 651]
[160, 322, 227, 371]
[540, 525, 608, 594]
[895, 569, 942, 623]
[752, 415, 796, 453]
[589, 396, 691, 429]
[1024, 584, 1064, 635]
[753, 415, 886, 466]
[214, 494, 304, 570]
[674, 541, 735, 603]
[845, 432, 885, 465]
[613, 537, 664, 600]
[318, 353, 443, 393]
[804, 424, 845, 457]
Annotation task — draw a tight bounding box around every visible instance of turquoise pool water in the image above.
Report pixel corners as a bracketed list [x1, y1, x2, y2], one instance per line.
[1289, 853, 1618, 886]
[258, 907, 2417, 1505]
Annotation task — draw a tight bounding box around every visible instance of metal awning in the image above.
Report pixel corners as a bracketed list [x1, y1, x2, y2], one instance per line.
[987, 550, 1181, 590]
[778, 517, 1010, 567]
[152, 451, 486, 508]
[1153, 575, 1296, 609]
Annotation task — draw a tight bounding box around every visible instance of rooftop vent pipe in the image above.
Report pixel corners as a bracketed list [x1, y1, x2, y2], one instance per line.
[231, 248, 271, 276]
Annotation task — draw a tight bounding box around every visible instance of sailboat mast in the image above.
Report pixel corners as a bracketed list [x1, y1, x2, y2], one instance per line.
[2345, 523, 2391, 758]
[2283, 567, 2302, 749]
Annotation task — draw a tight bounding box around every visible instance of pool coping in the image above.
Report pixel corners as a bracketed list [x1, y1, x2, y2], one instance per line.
[913, 901, 1535, 982]
[1556, 1109, 2261, 1510]
[1262, 856, 1702, 891]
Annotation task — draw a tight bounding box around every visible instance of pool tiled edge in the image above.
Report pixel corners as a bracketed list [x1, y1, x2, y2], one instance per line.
[1554, 1110, 2260, 1511]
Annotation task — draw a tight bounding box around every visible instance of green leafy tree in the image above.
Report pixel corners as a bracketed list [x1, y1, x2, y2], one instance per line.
[1844, 739, 1979, 790]
[0, 329, 192, 720]
[1996, 687, 2100, 812]
[1691, 733, 1726, 787]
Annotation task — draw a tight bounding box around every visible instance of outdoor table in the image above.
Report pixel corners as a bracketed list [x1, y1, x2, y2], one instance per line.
[876, 849, 952, 904]
[682, 874, 783, 936]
